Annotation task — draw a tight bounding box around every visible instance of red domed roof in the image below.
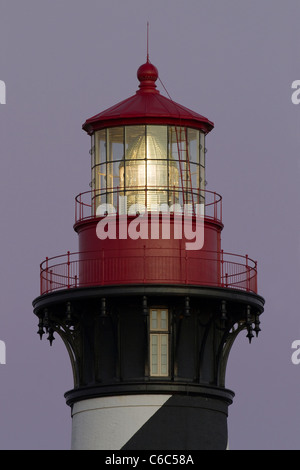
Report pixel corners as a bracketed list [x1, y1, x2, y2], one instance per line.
[82, 60, 214, 135]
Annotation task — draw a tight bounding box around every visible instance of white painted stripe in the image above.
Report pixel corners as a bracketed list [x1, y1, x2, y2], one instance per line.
[71, 394, 171, 450]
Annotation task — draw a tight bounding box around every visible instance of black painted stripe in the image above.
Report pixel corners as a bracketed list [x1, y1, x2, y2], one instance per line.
[121, 394, 229, 450]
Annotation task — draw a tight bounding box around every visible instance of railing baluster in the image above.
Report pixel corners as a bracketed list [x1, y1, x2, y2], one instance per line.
[67, 251, 70, 289]
[245, 254, 249, 291]
[221, 249, 224, 287]
[46, 257, 49, 294]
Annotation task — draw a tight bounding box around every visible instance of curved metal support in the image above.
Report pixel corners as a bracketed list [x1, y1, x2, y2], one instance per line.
[216, 322, 246, 387]
[51, 322, 80, 386]
[39, 308, 82, 388]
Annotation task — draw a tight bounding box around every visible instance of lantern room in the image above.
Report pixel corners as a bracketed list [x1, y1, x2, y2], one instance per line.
[90, 124, 206, 214]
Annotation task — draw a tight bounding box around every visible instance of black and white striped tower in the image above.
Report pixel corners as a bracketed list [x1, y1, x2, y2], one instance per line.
[33, 57, 264, 450]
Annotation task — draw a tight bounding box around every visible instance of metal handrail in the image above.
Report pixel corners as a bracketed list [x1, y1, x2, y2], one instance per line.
[40, 248, 257, 295]
[75, 187, 222, 224]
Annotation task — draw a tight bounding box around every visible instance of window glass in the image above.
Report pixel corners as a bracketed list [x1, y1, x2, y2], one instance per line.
[187, 128, 199, 164]
[147, 160, 167, 192]
[108, 127, 124, 161]
[160, 310, 167, 329]
[190, 163, 199, 192]
[150, 309, 169, 377]
[168, 126, 187, 161]
[150, 310, 158, 329]
[169, 160, 180, 189]
[200, 132, 205, 167]
[90, 134, 95, 168]
[94, 163, 106, 193]
[90, 135, 96, 190]
[95, 129, 106, 167]
[92, 130, 106, 195]
[112, 160, 121, 192]
[160, 335, 168, 375]
[125, 160, 146, 188]
[200, 165, 205, 187]
[146, 126, 167, 160]
[151, 335, 158, 375]
[125, 126, 146, 160]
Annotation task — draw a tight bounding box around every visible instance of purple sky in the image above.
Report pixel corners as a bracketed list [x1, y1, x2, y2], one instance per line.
[0, 0, 300, 450]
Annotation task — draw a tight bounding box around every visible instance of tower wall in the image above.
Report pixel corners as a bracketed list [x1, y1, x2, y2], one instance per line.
[74, 215, 223, 288]
[71, 393, 232, 450]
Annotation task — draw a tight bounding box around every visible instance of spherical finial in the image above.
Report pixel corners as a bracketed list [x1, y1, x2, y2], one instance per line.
[137, 60, 159, 92]
[137, 61, 158, 82]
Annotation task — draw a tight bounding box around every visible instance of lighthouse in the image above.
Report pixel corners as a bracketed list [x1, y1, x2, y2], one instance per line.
[32, 56, 265, 450]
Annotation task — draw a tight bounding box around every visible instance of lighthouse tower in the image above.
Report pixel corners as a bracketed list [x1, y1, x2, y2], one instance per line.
[33, 57, 264, 450]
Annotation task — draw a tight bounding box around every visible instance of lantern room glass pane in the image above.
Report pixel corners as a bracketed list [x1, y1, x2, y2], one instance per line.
[147, 160, 167, 187]
[200, 132, 205, 167]
[146, 126, 167, 160]
[90, 134, 95, 190]
[187, 128, 199, 165]
[125, 159, 146, 211]
[169, 160, 180, 188]
[92, 130, 106, 193]
[168, 126, 188, 161]
[107, 161, 114, 205]
[125, 125, 146, 160]
[107, 127, 124, 161]
[147, 160, 168, 209]
[125, 159, 146, 187]
[190, 163, 199, 192]
[90, 134, 95, 168]
[91, 162, 106, 210]
[95, 163, 106, 193]
[95, 129, 106, 166]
